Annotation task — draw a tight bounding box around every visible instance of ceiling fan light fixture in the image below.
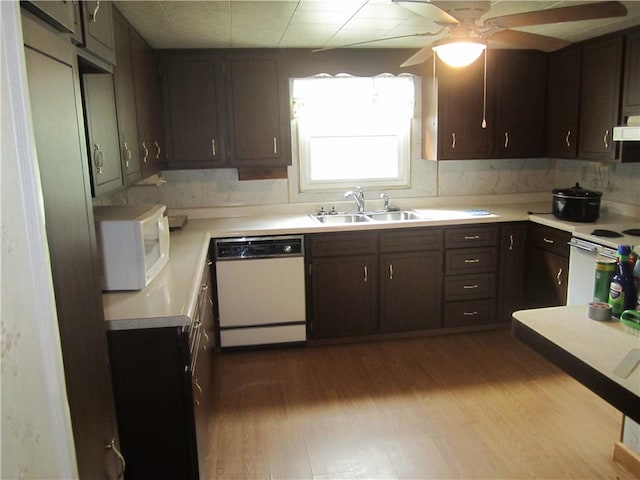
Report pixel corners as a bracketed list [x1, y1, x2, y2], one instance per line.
[432, 39, 486, 67]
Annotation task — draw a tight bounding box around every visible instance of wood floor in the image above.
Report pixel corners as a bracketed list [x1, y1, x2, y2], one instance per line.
[205, 329, 637, 479]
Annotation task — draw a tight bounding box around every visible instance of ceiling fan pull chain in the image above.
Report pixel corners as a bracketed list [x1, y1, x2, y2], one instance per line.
[432, 54, 437, 127]
[481, 48, 487, 129]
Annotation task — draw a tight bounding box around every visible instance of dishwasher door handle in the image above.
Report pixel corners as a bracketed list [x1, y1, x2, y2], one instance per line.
[568, 239, 598, 254]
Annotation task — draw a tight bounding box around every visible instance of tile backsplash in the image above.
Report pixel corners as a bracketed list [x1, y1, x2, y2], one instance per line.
[106, 157, 639, 212]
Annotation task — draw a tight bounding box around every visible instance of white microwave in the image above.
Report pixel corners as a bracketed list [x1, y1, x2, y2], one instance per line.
[93, 204, 170, 291]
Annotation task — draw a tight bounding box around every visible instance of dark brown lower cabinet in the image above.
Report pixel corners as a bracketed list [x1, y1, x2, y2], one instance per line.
[107, 260, 214, 480]
[524, 223, 570, 308]
[311, 254, 379, 338]
[380, 251, 442, 332]
[497, 222, 527, 322]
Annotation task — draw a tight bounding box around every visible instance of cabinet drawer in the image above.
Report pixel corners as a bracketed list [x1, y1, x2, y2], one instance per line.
[380, 228, 443, 253]
[309, 232, 378, 257]
[445, 225, 499, 248]
[445, 247, 498, 275]
[443, 299, 496, 327]
[444, 273, 496, 301]
[528, 223, 571, 257]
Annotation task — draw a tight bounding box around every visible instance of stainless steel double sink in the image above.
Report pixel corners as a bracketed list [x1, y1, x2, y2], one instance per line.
[311, 210, 426, 224]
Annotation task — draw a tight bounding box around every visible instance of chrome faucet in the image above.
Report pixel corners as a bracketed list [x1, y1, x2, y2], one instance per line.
[344, 187, 365, 213]
[380, 193, 389, 212]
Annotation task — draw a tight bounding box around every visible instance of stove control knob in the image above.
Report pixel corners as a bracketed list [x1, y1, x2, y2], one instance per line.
[283, 245, 293, 254]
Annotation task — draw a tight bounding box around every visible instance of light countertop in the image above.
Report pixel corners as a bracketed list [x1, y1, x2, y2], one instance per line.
[102, 200, 638, 331]
[512, 305, 640, 423]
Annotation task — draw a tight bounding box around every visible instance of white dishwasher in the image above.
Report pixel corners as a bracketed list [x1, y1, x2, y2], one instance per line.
[214, 235, 306, 348]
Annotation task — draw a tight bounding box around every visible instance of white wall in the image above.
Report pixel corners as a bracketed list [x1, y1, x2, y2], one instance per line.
[1, 2, 78, 477]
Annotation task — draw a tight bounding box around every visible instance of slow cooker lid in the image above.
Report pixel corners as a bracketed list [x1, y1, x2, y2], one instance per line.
[552, 182, 602, 198]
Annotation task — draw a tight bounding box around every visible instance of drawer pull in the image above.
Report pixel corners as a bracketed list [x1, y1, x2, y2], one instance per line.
[543, 238, 554, 244]
[463, 311, 479, 316]
[464, 235, 480, 240]
[463, 284, 479, 289]
[464, 259, 480, 264]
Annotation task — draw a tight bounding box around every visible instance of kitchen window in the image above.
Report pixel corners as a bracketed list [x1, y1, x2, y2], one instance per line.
[291, 74, 418, 192]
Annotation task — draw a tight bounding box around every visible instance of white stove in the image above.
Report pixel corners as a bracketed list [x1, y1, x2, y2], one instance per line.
[572, 223, 640, 249]
[567, 222, 639, 306]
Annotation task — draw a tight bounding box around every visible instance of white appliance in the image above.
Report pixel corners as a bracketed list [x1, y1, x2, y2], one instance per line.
[214, 235, 306, 348]
[567, 224, 639, 305]
[94, 204, 170, 291]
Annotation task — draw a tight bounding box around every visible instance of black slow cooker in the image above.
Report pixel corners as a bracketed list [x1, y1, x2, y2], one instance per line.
[552, 182, 602, 222]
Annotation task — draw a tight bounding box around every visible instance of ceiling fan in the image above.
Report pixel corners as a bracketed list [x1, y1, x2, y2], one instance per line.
[314, 1, 628, 68]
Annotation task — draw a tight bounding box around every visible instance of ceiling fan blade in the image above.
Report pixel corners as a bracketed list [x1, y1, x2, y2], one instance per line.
[392, 0, 460, 25]
[312, 30, 444, 53]
[485, 1, 627, 29]
[488, 30, 571, 52]
[400, 46, 434, 67]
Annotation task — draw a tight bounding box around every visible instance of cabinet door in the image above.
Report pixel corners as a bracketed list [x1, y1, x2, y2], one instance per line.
[437, 56, 490, 159]
[493, 50, 547, 158]
[546, 47, 581, 158]
[311, 255, 378, 338]
[227, 55, 291, 167]
[22, 0, 75, 33]
[162, 54, 227, 168]
[579, 36, 623, 160]
[23, 15, 121, 477]
[82, 73, 123, 196]
[81, 0, 116, 64]
[497, 223, 527, 322]
[108, 328, 198, 480]
[622, 29, 640, 115]
[524, 248, 568, 308]
[112, 9, 141, 184]
[380, 251, 442, 332]
[131, 29, 165, 175]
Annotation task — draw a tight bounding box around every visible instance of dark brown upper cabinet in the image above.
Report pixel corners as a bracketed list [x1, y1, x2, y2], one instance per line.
[80, 0, 116, 65]
[21, 0, 75, 33]
[436, 56, 490, 160]
[492, 50, 547, 158]
[161, 53, 228, 169]
[131, 28, 165, 175]
[578, 35, 623, 160]
[112, 8, 141, 184]
[622, 28, 640, 116]
[545, 46, 581, 158]
[227, 53, 292, 168]
[434, 49, 546, 160]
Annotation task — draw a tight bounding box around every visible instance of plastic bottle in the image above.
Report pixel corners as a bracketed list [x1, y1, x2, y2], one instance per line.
[608, 245, 635, 318]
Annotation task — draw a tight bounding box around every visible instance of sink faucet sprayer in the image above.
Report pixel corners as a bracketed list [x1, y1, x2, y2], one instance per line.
[344, 187, 365, 213]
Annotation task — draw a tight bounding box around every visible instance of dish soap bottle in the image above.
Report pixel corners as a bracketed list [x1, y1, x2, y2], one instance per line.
[608, 245, 635, 318]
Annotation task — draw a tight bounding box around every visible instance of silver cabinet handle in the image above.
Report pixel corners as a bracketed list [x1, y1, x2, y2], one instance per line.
[464, 258, 480, 264]
[451, 132, 456, 149]
[363, 266, 368, 283]
[557, 268, 563, 286]
[89, 0, 100, 22]
[122, 142, 131, 168]
[211, 138, 216, 157]
[389, 264, 393, 280]
[273, 137, 278, 154]
[603, 129, 610, 149]
[509, 234, 514, 251]
[543, 238, 554, 244]
[463, 284, 479, 289]
[154, 140, 161, 160]
[106, 438, 126, 479]
[504, 131, 509, 148]
[141, 141, 148, 164]
[202, 330, 209, 348]
[93, 144, 104, 174]
[463, 311, 479, 316]
[194, 378, 203, 394]
[464, 235, 480, 240]
[565, 130, 571, 147]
